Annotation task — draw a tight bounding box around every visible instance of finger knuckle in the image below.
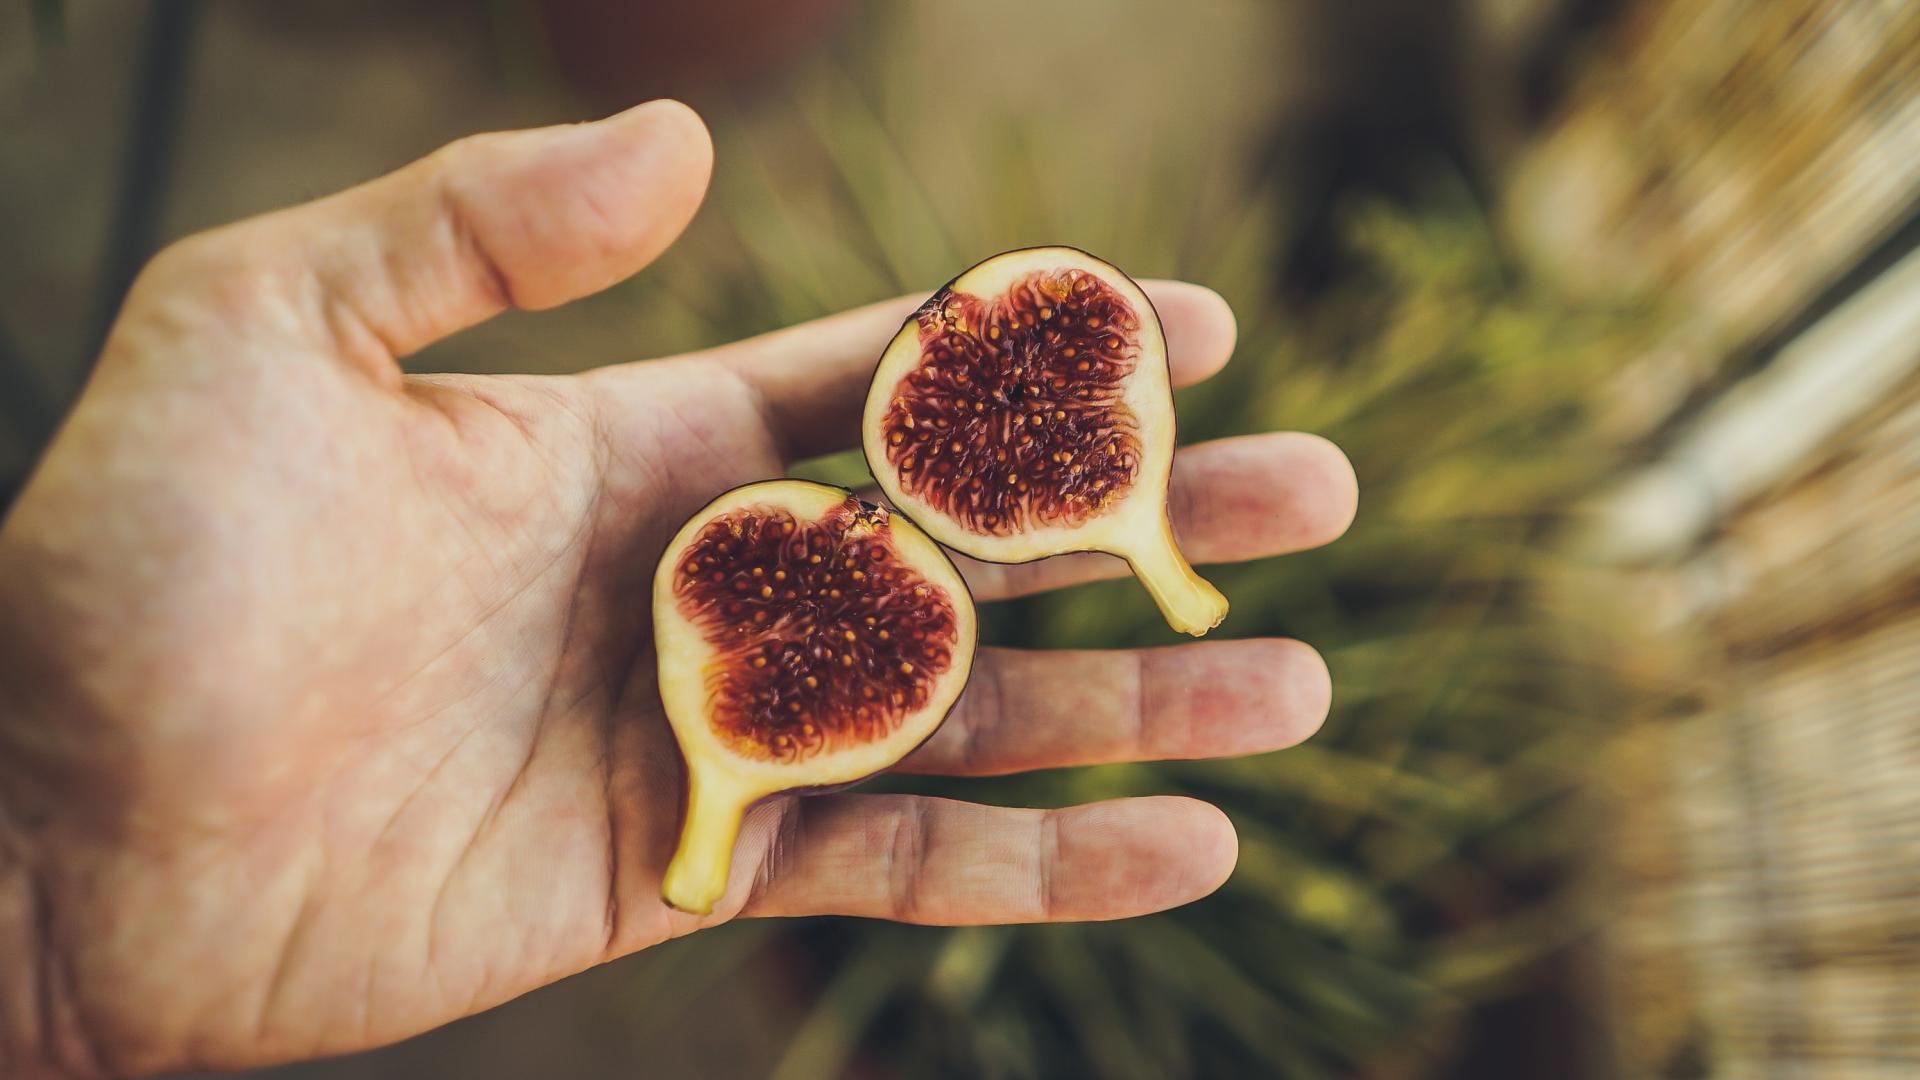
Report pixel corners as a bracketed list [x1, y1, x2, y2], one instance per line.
[120, 226, 290, 335]
[884, 803, 930, 921]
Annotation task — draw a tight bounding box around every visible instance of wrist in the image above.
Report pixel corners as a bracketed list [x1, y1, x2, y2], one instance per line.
[0, 801, 48, 1076]
[0, 790, 91, 1078]
[0, 574, 112, 1078]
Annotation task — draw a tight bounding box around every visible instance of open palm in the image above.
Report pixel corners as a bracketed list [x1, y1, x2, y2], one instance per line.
[0, 102, 1356, 1078]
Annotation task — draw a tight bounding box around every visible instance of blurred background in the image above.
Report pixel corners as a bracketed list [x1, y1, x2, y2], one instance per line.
[3, 1, 1917, 1076]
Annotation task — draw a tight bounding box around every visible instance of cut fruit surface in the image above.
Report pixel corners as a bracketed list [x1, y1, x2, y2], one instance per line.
[863, 246, 1227, 635]
[653, 479, 977, 914]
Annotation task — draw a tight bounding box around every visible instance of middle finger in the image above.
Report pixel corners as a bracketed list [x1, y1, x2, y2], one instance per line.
[895, 638, 1331, 777]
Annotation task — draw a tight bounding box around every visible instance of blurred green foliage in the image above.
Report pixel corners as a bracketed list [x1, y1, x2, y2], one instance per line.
[605, 28, 1654, 1078]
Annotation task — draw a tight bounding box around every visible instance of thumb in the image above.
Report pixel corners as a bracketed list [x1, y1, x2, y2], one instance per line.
[126, 100, 713, 384]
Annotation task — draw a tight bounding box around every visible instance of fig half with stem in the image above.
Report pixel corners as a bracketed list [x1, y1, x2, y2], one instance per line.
[863, 246, 1227, 635]
[654, 479, 977, 914]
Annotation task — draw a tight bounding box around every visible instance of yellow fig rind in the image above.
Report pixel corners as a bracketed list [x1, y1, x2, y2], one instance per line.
[652, 479, 978, 914]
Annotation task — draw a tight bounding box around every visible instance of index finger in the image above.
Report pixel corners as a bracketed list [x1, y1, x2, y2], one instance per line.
[712, 280, 1238, 460]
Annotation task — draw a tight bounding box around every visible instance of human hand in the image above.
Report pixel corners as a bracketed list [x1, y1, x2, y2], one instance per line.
[0, 101, 1356, 1077]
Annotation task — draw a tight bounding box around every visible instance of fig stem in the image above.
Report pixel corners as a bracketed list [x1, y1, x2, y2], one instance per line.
[1122, 517, 1228, 636]
[662, 770, 754, 915]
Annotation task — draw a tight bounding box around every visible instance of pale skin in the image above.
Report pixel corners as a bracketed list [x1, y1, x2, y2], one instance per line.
[0, 101, 1358, 1077]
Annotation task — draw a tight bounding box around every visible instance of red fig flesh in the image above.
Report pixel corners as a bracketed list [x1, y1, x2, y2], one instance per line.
[654, 480, 977, 913]
[863, 247, 1226, 635]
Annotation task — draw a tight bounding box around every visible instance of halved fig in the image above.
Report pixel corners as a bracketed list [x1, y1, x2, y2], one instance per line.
[862, 246, 1228, 635]
[654, 479, 977, 914]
